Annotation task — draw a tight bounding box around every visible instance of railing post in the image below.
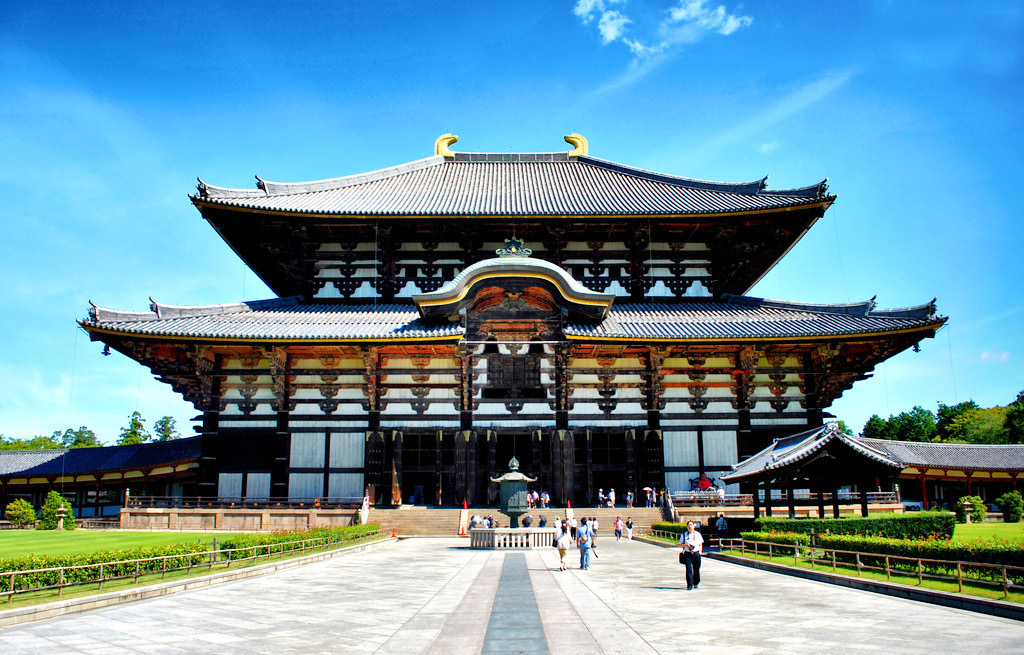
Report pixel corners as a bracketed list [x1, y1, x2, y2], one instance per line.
[885, 555, 890, 580]
[831, 548, 836, 572]
[794, 544, 799, 565]
[58, 568, 64, 596]
[956, 562, 963, 593]
[1003, 567, 1010, 597]
[8, 572, 14, 602]
[917, 559, 923, 584]
[162, 556, 168, 579]
[99, 563, 104, 590]
[855, 553, 861, 576]
[135, 560, 140, 584]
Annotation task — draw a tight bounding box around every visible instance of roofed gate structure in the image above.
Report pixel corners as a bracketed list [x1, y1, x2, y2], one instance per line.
[81, 134, 946, 507]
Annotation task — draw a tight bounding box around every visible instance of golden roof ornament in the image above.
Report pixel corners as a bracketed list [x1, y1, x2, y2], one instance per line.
[434, 133, 458, 158]
[564, 133, 588, 157]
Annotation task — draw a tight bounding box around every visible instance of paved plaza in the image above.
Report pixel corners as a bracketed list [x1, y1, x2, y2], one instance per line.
[2, 537, 1023, 654]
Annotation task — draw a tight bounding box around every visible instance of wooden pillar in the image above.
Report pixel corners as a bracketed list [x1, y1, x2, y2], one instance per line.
[966, 473, 973, 496]
[832, 487, 841, 518]
[816, 488, 825, 519]
[455, 430, 468, 504]
[787, 486, 796, 519]
[435, 431, 444, 506]
[487, 430, 497, 505]
[859, 484, 869, 517]
[752, 482, 761, 519]
[392, 432, 403, 505]
[585, 429, 594, 506]
[94, 480, 102, 517]
[920, 476, 929, 510]
[0, 479, 7, 520]
[764, 485, 773, 517]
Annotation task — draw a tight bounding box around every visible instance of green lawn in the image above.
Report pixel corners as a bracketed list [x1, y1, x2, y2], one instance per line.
[953, 521, 1024, 543]
[0, 531, 240, 559]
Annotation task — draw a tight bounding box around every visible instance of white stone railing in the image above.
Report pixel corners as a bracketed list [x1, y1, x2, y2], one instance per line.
[469, 528, 558, 550]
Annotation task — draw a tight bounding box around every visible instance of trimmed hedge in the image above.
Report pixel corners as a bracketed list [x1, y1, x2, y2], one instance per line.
[740, 531, 810, 546]
[0, 543, 208, 592]
[753, 512, 955, 540]
[997, 491, 1024, 523]
[220, 524, 381, 560]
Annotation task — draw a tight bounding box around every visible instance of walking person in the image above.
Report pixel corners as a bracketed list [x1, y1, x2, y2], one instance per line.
[625, 517, 633, 540]
[577, 517, 595, 570]
[678, 520, 704, 590]
[570, 515, 578, 540]
[614, 516, 623, 541]
[555, 522, 573, 570]
[715, 513, 729, 539]
[609, 489, 616, 508]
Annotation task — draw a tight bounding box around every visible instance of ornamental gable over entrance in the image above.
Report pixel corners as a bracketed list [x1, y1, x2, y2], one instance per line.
[80, 134, 946, 507]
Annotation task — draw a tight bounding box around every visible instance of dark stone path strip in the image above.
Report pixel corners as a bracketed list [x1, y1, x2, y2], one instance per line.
[482, 553, 549, 654]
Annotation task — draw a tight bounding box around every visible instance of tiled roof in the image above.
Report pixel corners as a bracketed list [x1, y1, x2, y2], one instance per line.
[723, 424, 903, 482]
[192, 153, 832, 217]
[861, 439, 1024, 472]
[83, 295, 942, 342]
[0, 438, 201, 478]
[564, 295, 942, 340]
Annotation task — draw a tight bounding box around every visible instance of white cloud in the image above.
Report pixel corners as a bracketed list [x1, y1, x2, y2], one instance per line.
[598, 10, 631, 44]
[576, 0, 752, 59]
[758, 141, 780, 154]
[980, 351, 1010, 363]
[575, 0, 753, 92]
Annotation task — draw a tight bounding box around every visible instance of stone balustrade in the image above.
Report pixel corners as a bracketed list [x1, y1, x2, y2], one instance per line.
[469, 528, 558, 550]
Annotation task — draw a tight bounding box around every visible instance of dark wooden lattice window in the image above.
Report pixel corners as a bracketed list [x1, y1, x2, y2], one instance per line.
[484, 355, 544, 399]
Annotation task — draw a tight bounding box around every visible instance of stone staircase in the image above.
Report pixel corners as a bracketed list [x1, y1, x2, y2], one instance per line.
[367, 507, 466, 536]
[366, 505, 668, 536]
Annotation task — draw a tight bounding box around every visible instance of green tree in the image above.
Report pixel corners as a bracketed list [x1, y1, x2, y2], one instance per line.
[890, 406, 938, 442]
[944, 406, 1009, 444]
[5, 499, 36, 528]
[36, 490, 75, 530]
[836, 420, 854, 436]
[152, 416, 179, 441]
[0, 434, 62, 450]
[936, 400, 980, 440]
[1005, 390, 1024, 444]
[117, 411, 150, 445]
[60, 426, 100, 448]
[861, 415, 890, 439]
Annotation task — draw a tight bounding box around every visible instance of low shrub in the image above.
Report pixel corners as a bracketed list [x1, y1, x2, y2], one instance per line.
[754, 512, 955, 540]
[36, 491, 75, 531]
[955, 496, 986, 524]
[5, 499, 36, 528]
[0, 542, 208, 592]
[738, 531, 810, 546]
[996, 491, 1024, 523]
[220, 524, 381, 561]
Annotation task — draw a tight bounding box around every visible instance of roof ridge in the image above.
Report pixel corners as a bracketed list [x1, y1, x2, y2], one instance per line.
[195, 156, 445, 199]
[579, 155, 771, 195]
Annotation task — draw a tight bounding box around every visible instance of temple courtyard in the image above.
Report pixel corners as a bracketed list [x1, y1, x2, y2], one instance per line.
[1, 537, 1022, 654]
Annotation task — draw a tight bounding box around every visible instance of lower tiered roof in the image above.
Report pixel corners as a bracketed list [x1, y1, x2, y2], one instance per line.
[82, 295, 943, 343]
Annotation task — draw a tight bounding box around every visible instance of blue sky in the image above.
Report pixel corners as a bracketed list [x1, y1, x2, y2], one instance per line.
[1, 1, 1021, 442]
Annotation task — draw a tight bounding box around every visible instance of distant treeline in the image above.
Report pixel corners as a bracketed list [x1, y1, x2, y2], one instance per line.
[859, 389, 1024, 444]
[0, 412, 180, 450]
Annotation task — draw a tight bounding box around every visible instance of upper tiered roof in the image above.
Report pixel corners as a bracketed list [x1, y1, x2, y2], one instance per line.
[193, 152, 831, 218]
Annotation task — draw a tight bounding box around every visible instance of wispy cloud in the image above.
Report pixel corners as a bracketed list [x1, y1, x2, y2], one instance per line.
[693, 70, 856, 155]
[575, 0, 753, 89]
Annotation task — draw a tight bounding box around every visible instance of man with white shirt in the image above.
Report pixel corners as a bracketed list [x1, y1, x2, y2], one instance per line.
[678, 520, 704, 590]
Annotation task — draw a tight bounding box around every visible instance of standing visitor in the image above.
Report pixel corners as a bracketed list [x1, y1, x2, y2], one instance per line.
[609, 489, 616, 507]
[591, 516, 599, 535]
[570, 515, 578, 539]
[625, 517, 634, 540]
[597, 488, 606, 507]
[626, 490, 634, 508]
[715, 513, 728, 539]
[577, 517, 595, 570]
[678, 521, 704, 590]
[614, 516, 623, 541]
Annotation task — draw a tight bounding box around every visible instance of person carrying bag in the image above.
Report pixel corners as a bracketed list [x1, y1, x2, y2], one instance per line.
[678, 520, 704, 590]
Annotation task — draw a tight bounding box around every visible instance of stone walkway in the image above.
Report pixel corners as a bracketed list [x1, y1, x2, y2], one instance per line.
[2, 537, 1024, 654]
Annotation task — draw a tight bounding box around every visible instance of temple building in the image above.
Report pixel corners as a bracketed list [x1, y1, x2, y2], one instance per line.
[79, 134, 946, 507]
